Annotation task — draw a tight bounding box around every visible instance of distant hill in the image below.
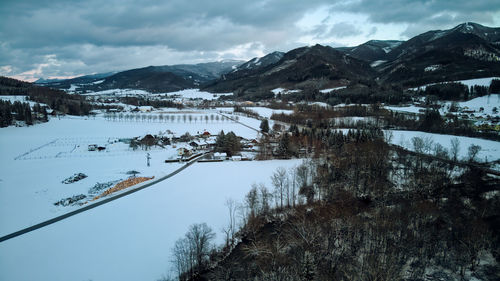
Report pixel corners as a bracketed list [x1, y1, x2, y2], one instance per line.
[34, 72, 116, 86]
[0, 76, 91, 115]
[40, 61, 243, 93]
[203, 44, 376, 98]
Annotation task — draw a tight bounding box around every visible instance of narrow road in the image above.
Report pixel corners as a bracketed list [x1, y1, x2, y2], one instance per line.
[0, 152, 210, 243]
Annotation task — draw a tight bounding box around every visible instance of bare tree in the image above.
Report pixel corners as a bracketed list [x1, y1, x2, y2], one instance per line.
[467, 144, 481, 162]
[172, 237, 191, 281]
[433, 143, 449, 159]
[411, 136, 425, 154]
[450, 137, 460, 161]
[246, 185, 259, 219]
[222, 198, 238, 247]
[186, 223, 215, 272]
[259, 184, 272, 214]
[272, 167, 287, 209]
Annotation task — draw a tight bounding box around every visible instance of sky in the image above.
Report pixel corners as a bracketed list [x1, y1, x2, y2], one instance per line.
[1, 0, 499, 82]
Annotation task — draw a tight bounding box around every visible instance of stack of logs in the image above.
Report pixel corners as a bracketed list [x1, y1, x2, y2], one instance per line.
[92, 176, 154, 201]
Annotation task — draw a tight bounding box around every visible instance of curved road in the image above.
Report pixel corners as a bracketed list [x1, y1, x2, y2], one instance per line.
[0, 152, 210, 243]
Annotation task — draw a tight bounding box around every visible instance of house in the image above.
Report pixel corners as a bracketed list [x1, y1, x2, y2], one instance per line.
[201, 131, 211, 138]
[88, 144, 98, 151]
[190, 140, 208, 150]
[231, 155, 242, 161]
[214, 152, 227, 160]
[177, 147, 193, 157]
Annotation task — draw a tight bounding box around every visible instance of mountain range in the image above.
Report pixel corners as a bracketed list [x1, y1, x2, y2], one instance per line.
[37, 61, 243, 93]
[35, 22, 500, 97]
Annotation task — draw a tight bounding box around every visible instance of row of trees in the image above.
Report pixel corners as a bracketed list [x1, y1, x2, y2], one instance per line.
[103, 113, 235, 123]
[0, 100, 48, 127]
[418, 82, 489, 101]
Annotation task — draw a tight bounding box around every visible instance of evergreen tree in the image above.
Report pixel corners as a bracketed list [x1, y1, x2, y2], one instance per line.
[260, 119, 269, 133]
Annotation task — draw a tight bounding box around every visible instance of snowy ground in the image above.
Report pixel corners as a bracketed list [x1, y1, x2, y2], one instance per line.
[247, 106, 294, 119]
[0, 111, 263, 237]
[0, 159, 301, 281]
[386, 94, 500, 123]
[385, 105, 425, 114]
[82, 88, 153, 96]
[440, 94, 500, 120]
[319, 86, 346, 93]
[169, 88, 232, 101]
[386, 130, 500, 162]
[271, 88, 302, 95]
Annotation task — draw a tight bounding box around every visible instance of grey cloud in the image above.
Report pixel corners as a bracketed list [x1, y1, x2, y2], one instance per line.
[312, 21, 363, 39]
[328, 22, 363, 38]
[1, 0, 499, 80]
[338, 0, 500, 38]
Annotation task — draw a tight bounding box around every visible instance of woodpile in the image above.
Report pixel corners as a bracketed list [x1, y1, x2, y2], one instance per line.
[92, 176, 154, 201]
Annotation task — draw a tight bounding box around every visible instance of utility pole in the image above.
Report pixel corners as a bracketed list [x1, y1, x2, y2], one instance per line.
[146, 153, 151, 167]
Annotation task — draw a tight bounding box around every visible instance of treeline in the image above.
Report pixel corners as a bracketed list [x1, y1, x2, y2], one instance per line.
[0, 76, 92, 116]
[0, 100, 48, 127]
[173, 137, 498, 280]
[119, 96, 182, 108]
[261, 127, 384, 159]
[490, 79, 500, 93]
[417, 82, 490, 101]
[270, 104, 385, 128]
[276, 83, 412, 105]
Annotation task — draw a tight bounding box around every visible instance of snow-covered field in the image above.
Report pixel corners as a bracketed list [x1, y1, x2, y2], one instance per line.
[169, 88, 232, 100]
[457, 94, 500, 113]
[0, 159, 301, 281]
[386, 130, 500, 162]
[0, 112, 263, 237]
[386, 94, 500, 121]
[385, 105, 425, 114]
[0, 109, 302, 280]
[247, 106, 294, 119]
[440, 94, 500, 119]
[271, 88, 302, 95]
[82, 88, 152, 96]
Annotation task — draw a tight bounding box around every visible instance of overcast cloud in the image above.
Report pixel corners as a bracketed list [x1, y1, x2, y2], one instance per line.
[1, 0, 499, 81]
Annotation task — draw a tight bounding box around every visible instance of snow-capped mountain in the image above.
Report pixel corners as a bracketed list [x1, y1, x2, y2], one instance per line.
[204, 44, 376, 97]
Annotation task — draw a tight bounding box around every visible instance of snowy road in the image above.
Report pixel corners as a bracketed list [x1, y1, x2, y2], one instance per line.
[0, 153, 209, 243]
